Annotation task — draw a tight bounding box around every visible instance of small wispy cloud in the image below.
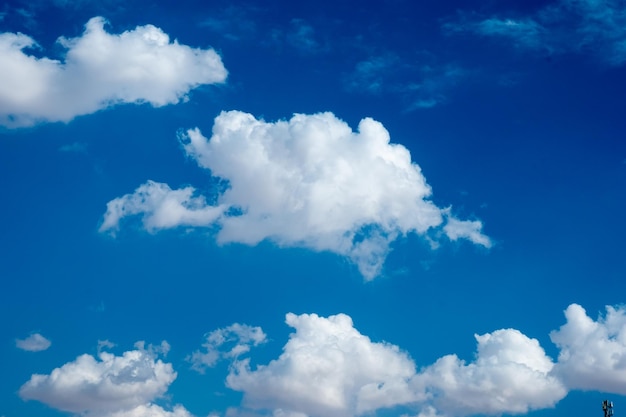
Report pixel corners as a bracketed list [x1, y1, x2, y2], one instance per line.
[59, 142, 87, 153]
[199, 5, 258, 41]
[345, 53, 467, 111]
[345, 54, 401, 94]
[188, 323, 267, 373]
[286, 18, 323, 53]
[16, 333, 51, 352]
[447, 0, 626, 65]
[266, 18, 327, 55]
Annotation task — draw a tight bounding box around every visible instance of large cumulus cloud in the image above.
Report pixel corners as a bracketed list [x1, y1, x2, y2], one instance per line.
[413, 329, 566, 416]
[550, 303, 626, 394]
[226, 312, 421, 417]
[19, 341, 190, 417]
[101, 111, 491, 279]
[0, 17, 227, 127]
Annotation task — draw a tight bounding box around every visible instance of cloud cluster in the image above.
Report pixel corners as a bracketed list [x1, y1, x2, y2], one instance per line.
[101, 111, 491, 279]
[215, 304, 626, 417]
[0, 16, 227, 127]
[15, 332, 51, 352]
[21, 305, 626, 417]
[447, 0, 626, 65]
[188, 323, 267, 373]
[20, 341, 189, 417]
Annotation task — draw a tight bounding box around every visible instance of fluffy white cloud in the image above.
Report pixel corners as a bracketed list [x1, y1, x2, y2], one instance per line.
[100, 180, 227, 234]
[222, 311, 582, 417]
[102, 111, 490, 279]
[414, 329, 566, 416]
[19, 341, 188, 416]
[550, 303, 626, 394]
[226, 312, 421, 417]
[15, 333, 51, 352]
[104, 404, 193, 417]
[0, 16, 227, 127]
[189, 323, 267, 373]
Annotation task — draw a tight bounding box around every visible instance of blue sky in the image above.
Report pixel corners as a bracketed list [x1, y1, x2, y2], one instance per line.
[1, 1, 626, 417]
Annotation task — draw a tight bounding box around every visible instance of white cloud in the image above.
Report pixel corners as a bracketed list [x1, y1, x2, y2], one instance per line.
[443, 210, 492, 248]
[226, 312, 421, 417]
[414, 329, 567, 416]
[101, 111, 490, 280]
[15, 333, 51, 352]
[19, 341, 189, 416]
[223, 312, 572, 417]
[0, 16, 227, 127]
[189, 323, 267, 373]
[104, 404, 193, 417]
[550, 303, 626, 394]
[99, 180, 227, 234]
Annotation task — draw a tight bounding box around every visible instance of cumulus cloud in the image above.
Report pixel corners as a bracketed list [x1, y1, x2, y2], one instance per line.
[189, 323, 267, 373]
[15, 333, 51, 352]
[447, 0, 626, 65]
[222, 312, 572, 417]
[550, 303, 626, 394]
[19, 341, 189, 417]
[101, 111, 490, 280]
[414, 329, 566, 416]
[226, 312, 421, 417]
[0, 16, 227, 127]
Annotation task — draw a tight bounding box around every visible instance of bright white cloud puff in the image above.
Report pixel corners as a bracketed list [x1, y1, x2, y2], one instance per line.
[226, 312, 421, 417]
[414, 329, 566, 416]
[19, 341, 189, 417]
[550, 303, 626, 394]
[100, 111, 491, 280]
[0, 16, 227, 127]
[15, 333, 51, 352]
